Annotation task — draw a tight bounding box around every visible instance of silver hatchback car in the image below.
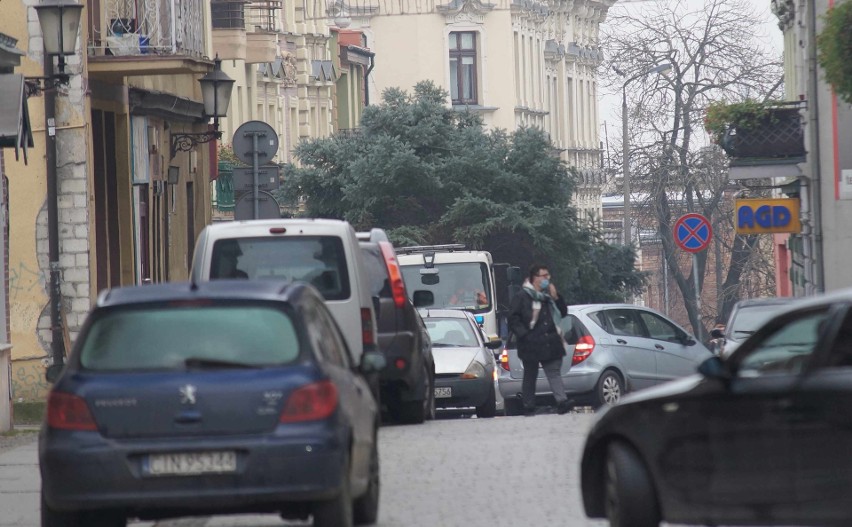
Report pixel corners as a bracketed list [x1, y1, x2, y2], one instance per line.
[497, 304, 712, 415]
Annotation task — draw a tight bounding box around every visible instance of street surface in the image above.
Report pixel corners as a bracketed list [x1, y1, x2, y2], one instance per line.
[0, 411, 738, 527]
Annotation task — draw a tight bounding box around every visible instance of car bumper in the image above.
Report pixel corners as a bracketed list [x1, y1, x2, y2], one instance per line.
[434, 376, 492, 409]
[40, 424, 346, 514]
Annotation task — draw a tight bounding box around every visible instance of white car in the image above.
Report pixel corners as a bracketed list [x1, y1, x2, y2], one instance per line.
[420, 309, 504, 417]
[191, 218, 378, 365]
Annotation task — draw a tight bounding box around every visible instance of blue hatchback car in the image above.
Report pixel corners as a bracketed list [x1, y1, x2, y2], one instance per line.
[39, 280, 384, 527]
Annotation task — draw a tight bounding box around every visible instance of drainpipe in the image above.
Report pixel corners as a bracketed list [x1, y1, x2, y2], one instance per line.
[364, 53, 374, 106]
[807, 0, 824, 293]
[44, 57, 64, 366]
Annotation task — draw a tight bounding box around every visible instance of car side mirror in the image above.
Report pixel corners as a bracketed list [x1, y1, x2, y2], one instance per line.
[485, 339, 503, 350]
[359, 351, 387, 375]
[45, 363, 64, 383]
[412, 290, 434, 308]
[697, 356, 730, 381]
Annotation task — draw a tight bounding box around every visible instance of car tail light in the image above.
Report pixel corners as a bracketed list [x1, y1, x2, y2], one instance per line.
[378, 241, 408, 309]
[572, 335, 595, 366]
[280, 381, 338, 423]
[47, 392, 98, 431]
[499, 350, 510, 372]
[361, 307, 375, 348]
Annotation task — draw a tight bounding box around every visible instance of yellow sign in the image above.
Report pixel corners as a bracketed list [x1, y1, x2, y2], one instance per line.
[735, 198, 801, 234]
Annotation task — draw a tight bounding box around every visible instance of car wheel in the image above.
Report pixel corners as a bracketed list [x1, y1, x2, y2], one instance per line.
[503, 398, 523, 416]
[353, 431, 380, 525]
[424, 365, 436, 421]
[595, 370, 624, 408]
[604, 441, 660, 527]
[475, 383, 497, 418]
[313, 454, 353, 527]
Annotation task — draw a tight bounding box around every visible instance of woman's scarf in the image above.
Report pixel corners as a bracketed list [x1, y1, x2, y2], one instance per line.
[522, 280, 562, 331]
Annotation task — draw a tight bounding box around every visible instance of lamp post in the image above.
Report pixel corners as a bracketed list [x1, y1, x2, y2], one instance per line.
[32, 0, 83, 368]
[616, 63, 672, 247]
[170, 56, 235, 159]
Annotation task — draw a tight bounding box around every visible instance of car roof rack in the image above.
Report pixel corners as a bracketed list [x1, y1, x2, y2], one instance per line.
[396, 243, 466, 255]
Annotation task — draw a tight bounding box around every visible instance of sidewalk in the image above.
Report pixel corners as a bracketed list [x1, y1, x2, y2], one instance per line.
[0, 433, 40, 527]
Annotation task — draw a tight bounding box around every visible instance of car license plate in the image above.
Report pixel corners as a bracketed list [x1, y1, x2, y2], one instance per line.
[435, 387, 452, 398]
[144, 451, 237, 476]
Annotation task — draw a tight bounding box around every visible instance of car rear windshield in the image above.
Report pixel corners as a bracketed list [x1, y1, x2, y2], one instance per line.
[729, 304, 791, 336]
[210, 236, 351, 301]
[78, 304, 301, 371]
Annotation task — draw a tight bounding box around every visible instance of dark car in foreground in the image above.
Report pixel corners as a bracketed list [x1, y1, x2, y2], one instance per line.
[40, 280, 384, 527]
[358, 229, 436, 424]
[581, 289, 852, 527]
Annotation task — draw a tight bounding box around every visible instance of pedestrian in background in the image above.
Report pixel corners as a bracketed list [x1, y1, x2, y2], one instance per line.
[507, 264, 573, 416]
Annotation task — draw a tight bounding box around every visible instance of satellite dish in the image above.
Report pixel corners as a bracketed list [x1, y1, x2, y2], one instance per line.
[232, 120, 279, 166]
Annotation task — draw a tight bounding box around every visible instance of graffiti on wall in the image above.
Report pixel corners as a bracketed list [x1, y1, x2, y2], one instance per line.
[12, 358, 49, 401]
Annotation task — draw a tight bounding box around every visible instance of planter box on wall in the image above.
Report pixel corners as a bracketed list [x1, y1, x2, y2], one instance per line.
[721, 107, 805, 161]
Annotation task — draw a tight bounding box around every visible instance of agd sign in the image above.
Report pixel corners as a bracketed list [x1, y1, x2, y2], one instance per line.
[735, 198, 801, 234]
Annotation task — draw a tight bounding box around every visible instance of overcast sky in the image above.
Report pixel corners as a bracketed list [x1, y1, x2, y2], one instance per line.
[598, 0, 784, 135]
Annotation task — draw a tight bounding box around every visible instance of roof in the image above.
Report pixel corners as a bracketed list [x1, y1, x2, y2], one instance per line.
[96, 280, 315, 308]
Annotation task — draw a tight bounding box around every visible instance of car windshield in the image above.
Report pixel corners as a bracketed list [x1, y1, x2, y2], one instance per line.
[78, 304, 301, 371]
[424, 318, 479, 347]
[729, 303, 791, 337]
[210, 236, 351, 301]
[399, 262, 492, 313]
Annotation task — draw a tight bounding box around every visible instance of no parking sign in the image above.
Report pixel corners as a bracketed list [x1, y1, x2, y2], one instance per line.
[673, 213, 712, 253]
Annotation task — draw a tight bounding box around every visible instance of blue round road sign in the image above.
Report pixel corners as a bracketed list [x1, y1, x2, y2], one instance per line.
[673, 213, 712, 253]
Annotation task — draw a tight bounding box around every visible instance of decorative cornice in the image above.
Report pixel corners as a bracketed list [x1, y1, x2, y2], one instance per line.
[438, 0, 495, 24]
[326, 0, 380, 20]
[770, 0, 795, 31]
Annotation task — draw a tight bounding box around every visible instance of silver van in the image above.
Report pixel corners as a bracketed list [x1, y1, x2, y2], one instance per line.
[190, 219, 378, 365]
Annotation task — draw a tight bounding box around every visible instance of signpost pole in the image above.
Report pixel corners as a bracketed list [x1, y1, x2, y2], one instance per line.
[693, 254, 701, 314]
[251, 132, 259, 220]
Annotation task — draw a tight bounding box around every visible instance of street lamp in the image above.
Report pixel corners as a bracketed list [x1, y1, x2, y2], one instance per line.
[30, 0, 83, 368]
[170, 56, 235, 159]
[616, 63, 672, 247]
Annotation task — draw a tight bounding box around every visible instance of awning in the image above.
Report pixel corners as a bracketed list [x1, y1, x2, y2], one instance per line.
[0, 74, 34, 164]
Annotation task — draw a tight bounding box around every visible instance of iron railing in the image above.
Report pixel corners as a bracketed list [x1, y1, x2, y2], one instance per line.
[88, 0, 204, 57]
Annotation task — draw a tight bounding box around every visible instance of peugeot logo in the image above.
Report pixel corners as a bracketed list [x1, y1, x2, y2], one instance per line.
[179, 385, 197, 405]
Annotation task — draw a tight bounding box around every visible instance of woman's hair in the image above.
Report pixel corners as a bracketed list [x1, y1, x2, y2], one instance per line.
[528, 264, 548, 282]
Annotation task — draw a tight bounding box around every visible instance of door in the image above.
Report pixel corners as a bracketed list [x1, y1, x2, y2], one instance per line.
[783, 304, 852, 519]
[687, 306, 831, 512]
[634, 310, 704, 383]
[597, 308, 656, 390]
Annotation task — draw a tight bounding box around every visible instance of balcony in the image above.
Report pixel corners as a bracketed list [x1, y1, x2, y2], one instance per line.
[245, 0, 281, 64]
[721, 104, 806, 180]
[86, 0, 208, 77]
[212, 0, 249, 61]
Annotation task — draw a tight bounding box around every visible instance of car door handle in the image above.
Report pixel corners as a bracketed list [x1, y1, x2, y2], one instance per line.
[655, 344, 665, 350]
[617, 339, 627, 345]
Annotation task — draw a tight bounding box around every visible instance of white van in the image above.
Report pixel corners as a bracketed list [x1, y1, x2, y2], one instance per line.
[190, 219, 378, 364]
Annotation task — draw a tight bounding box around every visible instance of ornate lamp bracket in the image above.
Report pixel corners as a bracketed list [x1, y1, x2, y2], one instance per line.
[169, 130, 222, 159]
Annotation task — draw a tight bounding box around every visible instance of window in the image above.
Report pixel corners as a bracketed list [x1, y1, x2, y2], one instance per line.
[637, 311, 680, 342]
[602, 309, 644, 338]
[305, 299, 350, 368]
[80, 305, 300, 370]
[210, 236, 351, 300]
[424, 318, 478, 347]
[449, 31, 478, 105]
[737, 307, 831, 377]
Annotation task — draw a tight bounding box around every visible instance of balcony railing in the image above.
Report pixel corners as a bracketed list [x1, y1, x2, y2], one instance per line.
[721, 106, 805, 162]
[212, 1, 248, 29]
[246, 0, 282, 32]
[88, 0, 204, 57]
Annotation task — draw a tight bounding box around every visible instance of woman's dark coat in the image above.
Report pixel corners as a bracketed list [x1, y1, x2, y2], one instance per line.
[507, 291, 568, 362]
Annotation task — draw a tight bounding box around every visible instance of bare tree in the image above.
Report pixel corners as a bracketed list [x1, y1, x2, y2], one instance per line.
[603, 0, 783, 339]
